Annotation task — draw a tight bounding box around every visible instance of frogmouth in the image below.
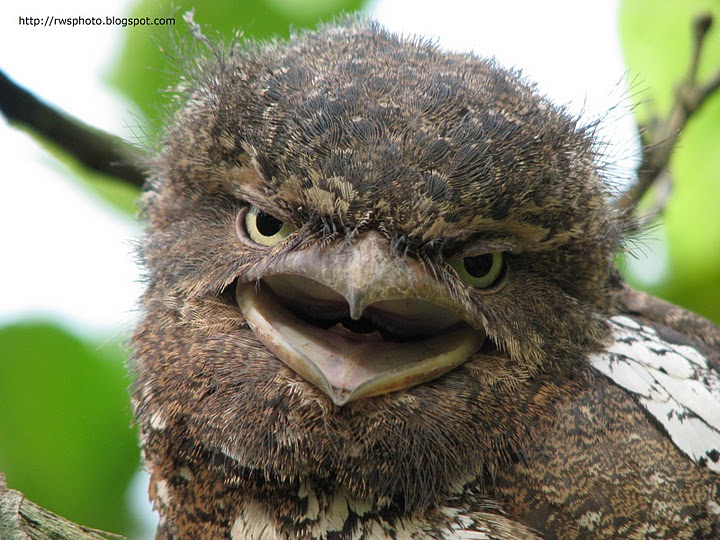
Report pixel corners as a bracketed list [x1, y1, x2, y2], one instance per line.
[131, 15, 720, 540]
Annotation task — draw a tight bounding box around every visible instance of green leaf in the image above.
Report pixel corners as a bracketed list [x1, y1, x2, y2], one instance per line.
[38, 134, 140, 216]
[619, 0, 720, 324]
[0, 323, 138, 536]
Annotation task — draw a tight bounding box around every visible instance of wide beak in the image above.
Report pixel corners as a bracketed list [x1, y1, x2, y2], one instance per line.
[236, 231, 485, 406]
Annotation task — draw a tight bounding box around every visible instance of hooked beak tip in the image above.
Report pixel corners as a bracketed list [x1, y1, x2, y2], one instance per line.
[346, 292, 367, 321]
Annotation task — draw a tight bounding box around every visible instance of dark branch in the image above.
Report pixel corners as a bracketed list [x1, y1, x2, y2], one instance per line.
[616, 13, 720, 212]
[0, 473, 125, 540]
[0, 70, 146, 189]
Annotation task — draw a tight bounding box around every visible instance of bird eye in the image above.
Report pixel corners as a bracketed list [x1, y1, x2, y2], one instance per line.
[449, 252, 505, 289]
[243, 206, 295, 246]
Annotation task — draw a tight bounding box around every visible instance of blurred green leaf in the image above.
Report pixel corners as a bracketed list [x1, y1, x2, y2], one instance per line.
[0, 322, 138, 536]
[620, 0, 720, 323]
[39, 135, 140, 216]
[10, 122, 140, 216]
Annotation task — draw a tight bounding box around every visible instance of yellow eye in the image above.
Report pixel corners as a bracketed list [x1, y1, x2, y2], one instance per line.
[449, 252, 505, 288]
[244, 206, 295, 246]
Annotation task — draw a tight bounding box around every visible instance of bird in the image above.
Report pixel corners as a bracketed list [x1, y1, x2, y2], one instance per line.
[130, 15, 720, 539]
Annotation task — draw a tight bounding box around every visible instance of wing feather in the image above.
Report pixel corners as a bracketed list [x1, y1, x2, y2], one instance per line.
[591, 315, 720, 472]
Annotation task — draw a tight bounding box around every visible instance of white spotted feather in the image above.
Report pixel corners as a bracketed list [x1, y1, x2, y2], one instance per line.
[591, 315, 720, 472]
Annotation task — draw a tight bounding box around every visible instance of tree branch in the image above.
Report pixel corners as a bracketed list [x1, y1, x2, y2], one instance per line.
[0, 473, 125, 540]
[0, 70, 146, 189]
[616, 13, 720, 213]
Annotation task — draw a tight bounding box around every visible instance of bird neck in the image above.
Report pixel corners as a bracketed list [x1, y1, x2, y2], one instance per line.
[147, 458, 530, 539]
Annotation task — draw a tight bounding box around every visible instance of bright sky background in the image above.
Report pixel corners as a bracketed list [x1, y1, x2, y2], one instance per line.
[0, 0, 642, 535]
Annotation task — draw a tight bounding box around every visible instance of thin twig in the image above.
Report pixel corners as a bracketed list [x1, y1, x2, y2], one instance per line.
[616, 13, 720, 213]
[0, 70, 146, 189]
[183, 9, 212, 48]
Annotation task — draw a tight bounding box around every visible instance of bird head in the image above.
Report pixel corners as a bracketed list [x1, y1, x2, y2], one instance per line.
[133, 17, 627, 509]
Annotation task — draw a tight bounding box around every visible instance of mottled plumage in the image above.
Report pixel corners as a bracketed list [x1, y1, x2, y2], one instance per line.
[131, 17, 720, 539]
